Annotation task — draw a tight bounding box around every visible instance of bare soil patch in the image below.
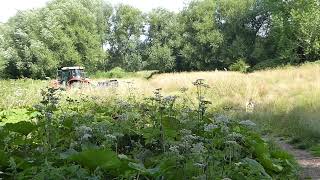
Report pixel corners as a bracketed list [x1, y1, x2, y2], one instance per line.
[277, 140, 320, 179]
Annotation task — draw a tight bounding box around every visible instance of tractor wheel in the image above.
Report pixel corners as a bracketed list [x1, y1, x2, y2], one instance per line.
[69, 81, 82, 89]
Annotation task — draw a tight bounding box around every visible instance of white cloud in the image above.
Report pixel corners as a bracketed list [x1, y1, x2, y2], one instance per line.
[108, 0, 186, 12]
[0, 0, 186, 23]
[0, 0, 49, 23]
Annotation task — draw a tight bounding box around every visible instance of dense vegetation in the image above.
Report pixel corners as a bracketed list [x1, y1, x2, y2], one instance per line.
[1, 0, 320, 78]
[0, 79, 298, 179]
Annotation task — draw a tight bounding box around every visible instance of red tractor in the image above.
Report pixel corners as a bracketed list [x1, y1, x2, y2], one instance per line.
[51, 66, 90, 88]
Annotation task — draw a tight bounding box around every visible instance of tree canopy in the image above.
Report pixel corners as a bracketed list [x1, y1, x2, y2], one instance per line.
[0, 0, 319, 78]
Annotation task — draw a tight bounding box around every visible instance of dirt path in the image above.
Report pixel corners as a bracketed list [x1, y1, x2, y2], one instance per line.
[277, 140, 320, 179]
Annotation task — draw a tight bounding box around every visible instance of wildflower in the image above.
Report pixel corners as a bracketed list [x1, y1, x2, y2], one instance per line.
[191, 142, 207, 153]
[184, 134, 197, 141]
[225, 140, 238, 146]
[169, 145, 179, 153]
[76, 125, 93, 141]
[106, 134, 117, 140]
[45, 112, 53, 119]
[194, 163, 206, 168]
[192, 79, 205, 86]
[180, 129, 192, 136]
[70, 141, 77, 148]
[180, 87, 188, 93]
[215, 115, 230, 124]
[239, 120, 256, 127]
[227, 132, 243, 141]
[163, 95, 177, 103]
[118, 154, 129, 160]
[204, 123, 218, 132]
[221, 126, 229, 133]
[118, 113, 129, 121]
[77, 125, 92, 133]
[81, 133, 92, 141]
[117, 100, 130, 108]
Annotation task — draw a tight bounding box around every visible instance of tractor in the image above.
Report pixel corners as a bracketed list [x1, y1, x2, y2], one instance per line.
[51, 66, 90, 88]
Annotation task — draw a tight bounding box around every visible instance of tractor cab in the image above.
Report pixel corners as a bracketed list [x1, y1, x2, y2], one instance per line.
[57, 67, 89, 86]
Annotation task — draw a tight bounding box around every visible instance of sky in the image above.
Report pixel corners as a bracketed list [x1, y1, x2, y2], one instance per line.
[0, 0, 187, 23]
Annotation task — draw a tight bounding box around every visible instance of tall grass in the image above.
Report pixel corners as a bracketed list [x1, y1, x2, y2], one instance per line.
[89, 67, 159, 79]
[0, 79, 47, 110]
[146, 63, 320, 148]
[1, 63, 319, 149]
[95, 63, 319, 148]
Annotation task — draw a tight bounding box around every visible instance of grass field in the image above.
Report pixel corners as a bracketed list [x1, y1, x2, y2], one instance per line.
[1, 63, 320, 149]
[1, 63, 319, 178]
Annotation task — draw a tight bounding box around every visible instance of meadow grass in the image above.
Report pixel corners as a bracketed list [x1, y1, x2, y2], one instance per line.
[104, 63, 319, 150]
[1, 63, 319, 150]
[0, 79, 47, 110]
[147, 63, 320, 149]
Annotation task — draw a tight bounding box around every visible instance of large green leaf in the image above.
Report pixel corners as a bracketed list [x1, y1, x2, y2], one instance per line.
[69, 149, 121, 171]
[0, 108, 31, 126]
[128, 162, 159, 175]
[0, 150, 8, 167]
[162, 116, 180, 130]
[4, 121, 37, 136]
[241, 158, 272, 179]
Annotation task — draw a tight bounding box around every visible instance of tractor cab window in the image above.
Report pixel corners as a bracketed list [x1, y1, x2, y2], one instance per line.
[57, 70, 62, 80]
[72, 69, 83, 78]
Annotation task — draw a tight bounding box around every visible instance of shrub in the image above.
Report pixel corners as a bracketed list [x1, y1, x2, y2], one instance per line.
[90, 68, 160, 79]
[252, 58, 286, 71]
[91, 67, 128, 79]
[229, 58, 250, 73]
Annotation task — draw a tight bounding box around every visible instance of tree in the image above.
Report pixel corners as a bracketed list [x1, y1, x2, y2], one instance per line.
[179, 0, 223, 71]
[146, 43, 175, 72]
[291, 0, 320, 61]
[144, 8, 182, 72]
[108, 4, 145, 71]
[0, 24, 7, 78]
[215, 0, 271, 67]
[44, 0, 105, 72]
[1, 0, 108, 78]
[1, 0, 320, 78]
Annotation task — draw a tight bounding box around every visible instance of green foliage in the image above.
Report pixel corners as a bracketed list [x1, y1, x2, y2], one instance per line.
[69, 149, 121, 171]
[144, 8, 182, 72]
[0, 0, 108, 78]
[4, 121, 37, 136]
[179, 0, 223, 70]
[108, 4, 144, 71]
[310, 144, 320, 157]
[93, 67, 127, 78]
[0, 82, 298, 179]
[252, 58, 286, 71]
[229, 59, 250, 72]
[146, 43, 175, 72]
[1, 0, 320, 77]
[0, 79, 47, 109]
[90, 67, 159, 79]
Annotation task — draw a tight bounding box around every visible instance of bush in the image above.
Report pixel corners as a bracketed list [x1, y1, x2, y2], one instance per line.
[229, 59, 250, 73]
[90, 68, 160, 79]
[91, 67, 128, 79]
[252, 58, 287, 71]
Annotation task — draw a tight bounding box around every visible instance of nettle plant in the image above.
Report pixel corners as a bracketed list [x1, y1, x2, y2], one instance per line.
[0, 80, 298, 179]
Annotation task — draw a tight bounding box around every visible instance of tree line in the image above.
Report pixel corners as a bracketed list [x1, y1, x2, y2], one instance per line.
[0, 0, 319, 79]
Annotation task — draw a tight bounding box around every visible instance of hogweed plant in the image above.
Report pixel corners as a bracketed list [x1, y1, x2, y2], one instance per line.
[192, 79, 211, 122]
[37, 87, 61, 155]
